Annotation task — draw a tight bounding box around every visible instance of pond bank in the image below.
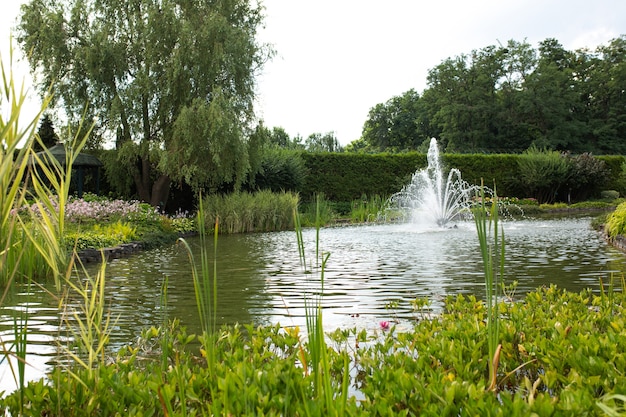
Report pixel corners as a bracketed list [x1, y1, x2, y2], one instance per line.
[74, 232, 197, 263]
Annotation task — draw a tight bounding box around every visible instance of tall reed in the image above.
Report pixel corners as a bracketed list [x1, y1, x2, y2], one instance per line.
[58, 258, 115, 383]
[201, 190, 298, 234]
[179, 196, 219, 395]
[295, 197, 350, 415]
[0, 44, 47, 286]
[0, 44, 52, 410]
[22, 116, 94, 290]
[472, 180, 505, 392]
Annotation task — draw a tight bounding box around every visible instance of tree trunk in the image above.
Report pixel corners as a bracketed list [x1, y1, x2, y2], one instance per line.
[150, 174, 171, 210]
[134, 156, 153, 203]
[133, 156, 171, 209]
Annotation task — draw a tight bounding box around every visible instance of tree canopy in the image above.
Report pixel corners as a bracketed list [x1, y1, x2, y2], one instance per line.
[18, 0, 273, 206]
[354, 36, 626, 154]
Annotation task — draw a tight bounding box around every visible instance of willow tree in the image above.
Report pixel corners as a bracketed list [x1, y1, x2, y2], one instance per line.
[18, 0, 272, 206]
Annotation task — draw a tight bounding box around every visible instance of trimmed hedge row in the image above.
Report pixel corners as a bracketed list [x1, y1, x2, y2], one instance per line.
[300, 152, 626, 202]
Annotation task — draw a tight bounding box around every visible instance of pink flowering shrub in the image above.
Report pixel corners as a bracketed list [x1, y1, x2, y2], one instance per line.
[25, 196, 160, 223]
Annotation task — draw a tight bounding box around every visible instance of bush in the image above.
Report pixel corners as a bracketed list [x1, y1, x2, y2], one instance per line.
[564, 152, 610, 202]
[251, 149, 306, 193]
[517, 146, 572, 204]
[601, 190, 620, 200]
[604, 201, 626, 239]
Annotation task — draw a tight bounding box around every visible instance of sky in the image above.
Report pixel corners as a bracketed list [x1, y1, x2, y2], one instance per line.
[2, 0, 625, 146]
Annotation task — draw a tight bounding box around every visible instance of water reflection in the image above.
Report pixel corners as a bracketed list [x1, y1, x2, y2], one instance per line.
[0, 216, 624, 392]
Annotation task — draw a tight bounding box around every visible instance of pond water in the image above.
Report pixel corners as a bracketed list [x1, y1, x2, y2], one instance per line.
[1, 215, 625, 391]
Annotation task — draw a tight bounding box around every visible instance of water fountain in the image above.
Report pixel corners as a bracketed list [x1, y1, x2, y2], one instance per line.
[390, 138, 479, 227]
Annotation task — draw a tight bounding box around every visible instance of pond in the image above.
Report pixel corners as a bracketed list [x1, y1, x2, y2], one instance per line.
[0, 215, 624, 392]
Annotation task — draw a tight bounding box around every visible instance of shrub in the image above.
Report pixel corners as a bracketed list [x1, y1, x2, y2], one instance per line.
[564, 152, 610, 202]
[252, 149, 306, 193]
[601, 190, 620, 200]
[65, 221, 137, 250]
[517, 146, 572, 204]
[604, 201, 626, 239]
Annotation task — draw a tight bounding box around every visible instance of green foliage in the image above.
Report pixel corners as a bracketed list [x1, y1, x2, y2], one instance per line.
[601, 190, 620, 200]
[18, 0, 273, 206]
[0, 49, 41, 286]
[517, 146, 572, 203]
[564, 152, 610, 201]
[301, 152, 427, 202]
[305, 132, 343, 152]
[162, 95, 251, 193]
[251, 148, 306, 193]
[5, 286, 626, 415]
[300, 152, 524, 202]
[473, 182, 505, 392]
[362, 89, 430, 152]
[65, 221, 136, 251]
[299, 193, 335, 227]
[360, 36, 626, 154]
[201, 190, 299, 234]
[358, 285, 626, 415]
[604, 202, 626, 239]
[33, 114, 58, 152]
[350, 194, 390, 222]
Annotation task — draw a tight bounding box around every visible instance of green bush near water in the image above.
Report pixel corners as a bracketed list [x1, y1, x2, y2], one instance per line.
[201, 190, 299, 233]
[4, 285, 626, 416]
[605, 201, 626, 239]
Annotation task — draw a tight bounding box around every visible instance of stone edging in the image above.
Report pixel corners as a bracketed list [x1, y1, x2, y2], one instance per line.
[75, 242, 145, 263]
[74, 231, 198, 264]
[606, 234, 626, 253]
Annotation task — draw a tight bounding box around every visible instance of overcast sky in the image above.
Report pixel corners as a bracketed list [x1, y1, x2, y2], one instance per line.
[2, 1, 625, 145]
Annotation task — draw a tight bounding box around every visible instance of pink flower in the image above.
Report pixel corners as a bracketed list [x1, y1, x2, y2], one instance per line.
[379, 321, 390, 330]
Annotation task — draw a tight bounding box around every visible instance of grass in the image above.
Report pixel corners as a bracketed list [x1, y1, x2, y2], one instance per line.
[472, 181, 505, 392]
[296, 196, 351, 416]
[349, 194, 389, 223]
[201, 190, 298, 234]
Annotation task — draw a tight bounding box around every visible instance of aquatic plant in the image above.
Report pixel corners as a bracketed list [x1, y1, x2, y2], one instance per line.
[201, 190, 298, 233]
[65, 221, 137, 251]
[296, 194, 351, 415]
[472, 180, 505, 392]
[3, 285, 626, 415]
[350, 194, 389, 223]
[299, 192, 335, 227]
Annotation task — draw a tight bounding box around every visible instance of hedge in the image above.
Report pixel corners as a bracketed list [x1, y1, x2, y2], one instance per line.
[300, 152, 626, 203]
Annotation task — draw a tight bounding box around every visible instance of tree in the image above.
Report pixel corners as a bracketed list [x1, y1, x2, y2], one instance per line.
[305, 132, 342, 152]
[18, 0, 272, 206]
[518, 39, 587, 151]
[361, 89, 427, 152]
[583, 36, 626, 154]
[34, 114, 59, 151]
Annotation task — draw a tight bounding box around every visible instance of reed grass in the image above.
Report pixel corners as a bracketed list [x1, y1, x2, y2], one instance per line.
[58, 258, 115, 384]
[472, 180, 505, 392]
[299, 192, 334, 228]
[350, 194, 389, 223]
[201, 190, 298, 234]
[0, 44, 46, 287]
[22, 117, 94, 290]
[0, 43, 55, 410]
[296, 197, 351, 416]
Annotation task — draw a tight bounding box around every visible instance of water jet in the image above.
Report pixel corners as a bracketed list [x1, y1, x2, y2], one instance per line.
[390, 138, 479, 227]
